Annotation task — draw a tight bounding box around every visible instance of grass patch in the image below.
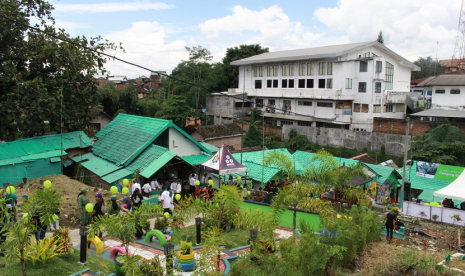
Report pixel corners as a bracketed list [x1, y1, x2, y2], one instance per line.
[0, 249, 116, 276]
[171, 225, 250, 249]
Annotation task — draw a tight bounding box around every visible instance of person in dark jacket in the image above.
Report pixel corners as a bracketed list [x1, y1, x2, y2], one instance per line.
[131, 188, 143, 209]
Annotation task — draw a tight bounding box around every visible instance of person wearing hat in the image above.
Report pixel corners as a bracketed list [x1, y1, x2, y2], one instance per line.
[108, 195, 120, 216]
[91, 193, 105, 237]
[131, 188, 143, 209]
[77, 188, 90, 226]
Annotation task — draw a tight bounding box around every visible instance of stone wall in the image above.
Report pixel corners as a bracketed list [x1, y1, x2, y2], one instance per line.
[283, 125, 409, 156]
[373, 118, 465, 136]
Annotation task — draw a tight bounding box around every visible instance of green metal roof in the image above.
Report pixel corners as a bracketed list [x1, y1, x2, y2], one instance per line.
[126, 145, 170, 173]
[140, 151, 176, 178]
[72, 153, 96, 162]
[20, 150, 66, 161]
[81, 157, 121, 177]
[93, 114, 211, 167]
[200, 142, 219, 153]
[102, 168, 133, 184]
[0, 131, 91, 161]
[181, 154, 211, 166]
[363, 163, 396, 185]
[292, 151, 359, 174]
[231, 148, 304, 173]
[397, 161, 452, 202]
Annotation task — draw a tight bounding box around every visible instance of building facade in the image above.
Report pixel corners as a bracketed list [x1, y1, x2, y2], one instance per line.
[212, 41, 419, 131]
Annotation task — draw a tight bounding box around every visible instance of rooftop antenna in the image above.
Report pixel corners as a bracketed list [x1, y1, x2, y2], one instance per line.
[450, 0, 465, 71]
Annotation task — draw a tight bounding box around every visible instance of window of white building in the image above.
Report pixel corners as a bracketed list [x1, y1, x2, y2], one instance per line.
[298, 101, 312, 106]
[375, 82, 382, 93]
[345, 78, 352, 89]
[299, 64, 306, 76]
[282, 65, 288, 76]
[327, 62, 333, 75]
[360, 61, 368, 72]
[253, 66, 263, 77]
[373, 104, 381, 113]
[384, 104, 394, 112]
[327, 79, 333, 89]
[319, 62, 326, 75]
[307, 63, 314, 75]
[385, 62, 394, 90]
[451, 89, 461, 94]
[358, 82, 367, 93]
[376, 61, 382, 73]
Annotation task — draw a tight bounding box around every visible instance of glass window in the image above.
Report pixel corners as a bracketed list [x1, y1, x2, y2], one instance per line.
[317, 102, 333, 108]
[268, 99, 275, 105]
[358, 82, 367, 92]
[319, 62, 326, 75]
[384, 104, 394, 112]
[267, 80, 272, 88]
[273, 65, 279, 77]
[255, 99, 264, 107]
[273, 79, 278, 88]
[451, 89, 460, 94]
[327, 62, 333, 75]
[373, 104, 381, 113]
[396, 104, 405, 112]
[375, 82, 382, 93]
[298, 101, 312, 106]
[299, 64, 306, 76]
[345, 78, 352, 89]
[360, 61, 368, 72]
[307, 63, 314, 75]
[318, 79, 325, 88]
[298, 79, 305, 88]
[253, 66, 263, 77]
[297, 120, 312, 126]
[427, 90, 432, 96]
[282, 79, 288, 88]
[435, 89, 445, 94]
[282, 65, 288, 76]
[327, 79, 333, 89]
[281, 120, 294, 125]
[307, 79, 314, 88]
[267, 66, 273, 77]
[376, 61, 382, 73]
[289, 79, 295, 88]
[255, 80, 262, 89]
[289, 65, 294, 76]
[385, 62, 394, 90]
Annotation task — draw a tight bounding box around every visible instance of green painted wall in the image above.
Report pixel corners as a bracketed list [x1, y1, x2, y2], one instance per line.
[0, 158, 61, 186]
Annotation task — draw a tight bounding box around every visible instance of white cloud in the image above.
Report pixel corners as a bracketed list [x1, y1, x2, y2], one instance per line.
[314, 0, 461, 61]
[54, 20, 89, 34]
[103, 21, 187, 77]
[53, 1, 174, 13]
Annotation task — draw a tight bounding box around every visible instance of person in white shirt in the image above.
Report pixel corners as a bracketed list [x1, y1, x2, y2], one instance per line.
[170, 180, 177, 192]
[175, 180, 182, 194]
[132, 182, 141, 195]
[194, 173, 198, 180]
[189, 174, 196, 197]
[151, 178, 159, 190]
[201, 173, 207, 184]
[142, 182, 152, 197]
[159, 185, 172, 215]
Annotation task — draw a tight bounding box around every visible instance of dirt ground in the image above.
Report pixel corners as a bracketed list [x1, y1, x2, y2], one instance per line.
[13, 175, 126, 229]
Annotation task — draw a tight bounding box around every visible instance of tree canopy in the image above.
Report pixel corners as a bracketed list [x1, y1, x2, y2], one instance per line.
[412, 123, 465, 166]
[376, 30, 384, 45]
[411, 56, 444, 80]
[97, 82, 139, 117]
[0, 0, 121, 141]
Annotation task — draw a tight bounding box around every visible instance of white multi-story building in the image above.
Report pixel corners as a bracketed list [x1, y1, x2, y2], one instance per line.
[211, 41, 419, 131]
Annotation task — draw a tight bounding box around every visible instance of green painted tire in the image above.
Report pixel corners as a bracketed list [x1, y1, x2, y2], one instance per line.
[176, 257, 195, 264]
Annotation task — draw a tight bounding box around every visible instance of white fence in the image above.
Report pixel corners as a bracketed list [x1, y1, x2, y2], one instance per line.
[402, 201, 465, 226]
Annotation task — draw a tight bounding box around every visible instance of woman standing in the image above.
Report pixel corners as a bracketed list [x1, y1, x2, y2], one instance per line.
[107, 195, 120, 216]
[91, 193, 105, 237]
[131, 188, 143, 209]
[77, 188, 90, 226]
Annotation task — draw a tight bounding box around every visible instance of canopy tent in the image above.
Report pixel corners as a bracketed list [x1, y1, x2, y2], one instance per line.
[200, 145, 247, 186]
[433, 169, 465, 201]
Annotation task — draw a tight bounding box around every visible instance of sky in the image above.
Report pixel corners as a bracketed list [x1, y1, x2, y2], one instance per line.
[47, 0, 462, 78]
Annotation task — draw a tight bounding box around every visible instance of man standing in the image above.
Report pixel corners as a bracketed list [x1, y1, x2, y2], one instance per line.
[142, 182, 152, 197]
[151, 178, 160, 191]
[91, 193, 105, 238]
[159, 185, 172, 215]
[189, 173, 196, 197]
[77, 188, 90, 226]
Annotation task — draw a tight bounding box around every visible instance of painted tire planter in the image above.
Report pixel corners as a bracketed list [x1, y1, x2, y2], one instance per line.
[145, 229, 167, 246]
[174, 260, 196, 271]
[178, 252, 195, 260]
[177, 258, 195, 264]
[114, 256, 125, 276]
[109, 246, 133, 259]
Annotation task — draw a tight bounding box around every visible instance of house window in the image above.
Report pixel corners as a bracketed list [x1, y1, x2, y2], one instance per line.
[319, 62, 326, 75]
[373, 104, 381, 113]
[255, 99, 264, 107]
[273, 65, 279, 77]
[307, 79, 314, 88]
[267, 80, 272, 88]
[297, 120, 312, 126]
[298, 79, 306, 88]
[282, 79, 288, 88]
[298, 101, 312, 106]
[327, 79, 333, 89]
[361, 104, 369, 113]
[318, 79, 325, 88]
[385, 61, 394, 90]
[358, 82, 367, 92]
[451, 89, 461, 94]
[255, 80, 262, 89]
[282, 65, 288, 76]
[299, 64, 306, 76]
[267, 65, 273, 77]
[353, 103, 361, 113]
[273, 79, 278, 88]
[360, 61, 368, 72]
[384, 104, 394, 112]
[253, 66, 263, 77]
[281, 120, 294, 125]
[375, 82, 382, 93]
[376, 61, 382, 73]
[307, 63, 314, 75]
[268, 99, 275, 106]
[327, 62, 333, 75]
[435, 89, 445, 94]
[345, 78, 352, 89]
[317, 102, 333, 108]
[427, 90, 432, 96]
[289, 79, 295, 88]
[353, 103, 368, 113]
[396, 104, 405, 112]
[289, 65, 294, 76]
[264, 117, 277, 126]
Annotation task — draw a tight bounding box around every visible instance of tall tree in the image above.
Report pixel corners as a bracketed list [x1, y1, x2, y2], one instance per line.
[376, 30, 384, 45]
[155, 95, 195, 129]
[0, 0, 121, 141]
[220, 44, 269, 91]
[184, 46, 213, 111]
[411, 56, 445, 80]
[97, 82, 139, 117]
[242, 108, 262, 148]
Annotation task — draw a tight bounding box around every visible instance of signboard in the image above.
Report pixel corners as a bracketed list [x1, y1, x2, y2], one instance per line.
[416, 161, 464, 182]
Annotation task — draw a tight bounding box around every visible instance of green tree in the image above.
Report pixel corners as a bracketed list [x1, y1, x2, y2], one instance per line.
[220, 44, 269, 91]
[0, 0, 121, 141]
[411, 56, 445, 79]
[97, 82, 138, 117]
[242, 109, 262, 148]
[155, 95, 195, 129]
[376, 30, 384, 45]
[412, 123, 465, 165]
[183, 45, 213, 111]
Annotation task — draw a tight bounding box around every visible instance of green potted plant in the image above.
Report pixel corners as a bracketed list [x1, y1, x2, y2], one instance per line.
[175, 240, 195, 271]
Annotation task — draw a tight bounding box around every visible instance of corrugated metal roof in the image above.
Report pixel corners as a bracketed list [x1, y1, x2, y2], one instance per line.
[293, 151, 359, 174]
[181, 154, 211, 166]
[199, 142, 219, 152]
[102, 168, 133, 184]
[364, 163, 396, 185]
[0, 131, 91, 161]
[231, 148, 304, 173]
[81, 157, 121, 177]
[416, 74, 465, 87]
[72, 153, 96, 162]
[20, 150, 65, 161]
[411, 109, 465, 118]
[126, 145, 170, 173]
[230, 41, 419, 70]
[140, 151, 176, 178]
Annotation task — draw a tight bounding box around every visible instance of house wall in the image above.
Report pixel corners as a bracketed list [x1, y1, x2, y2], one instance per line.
[206, 136, 243, 151]
[0, 159, 61, 185]
[90, 114, 112, 130]
[168, 127, 202, 157]
[430, 85, 465, 106]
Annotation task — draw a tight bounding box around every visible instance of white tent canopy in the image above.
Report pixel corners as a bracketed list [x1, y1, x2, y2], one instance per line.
[200, 145, 247, 186]
[433, 169, 465, 201]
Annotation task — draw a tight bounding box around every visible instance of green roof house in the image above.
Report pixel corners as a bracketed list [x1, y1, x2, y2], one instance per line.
[0, 131, 92, 186]
[78, 114, 212, 186]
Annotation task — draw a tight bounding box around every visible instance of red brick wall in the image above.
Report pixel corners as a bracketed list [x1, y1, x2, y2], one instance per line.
[373, 118, 465, 136]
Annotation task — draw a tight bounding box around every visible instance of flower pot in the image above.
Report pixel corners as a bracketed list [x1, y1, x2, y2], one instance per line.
[114, 256, 126, 275]
[175, 253, 196, 271]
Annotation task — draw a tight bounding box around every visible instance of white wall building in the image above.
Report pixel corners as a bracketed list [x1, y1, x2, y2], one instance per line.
[414, 74, 465, 108]
[214, 41, 419, 131]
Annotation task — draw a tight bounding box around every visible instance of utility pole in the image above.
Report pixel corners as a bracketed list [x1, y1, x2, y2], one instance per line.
[400, 118, 410, 208]
[240, 67, 246, 163]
